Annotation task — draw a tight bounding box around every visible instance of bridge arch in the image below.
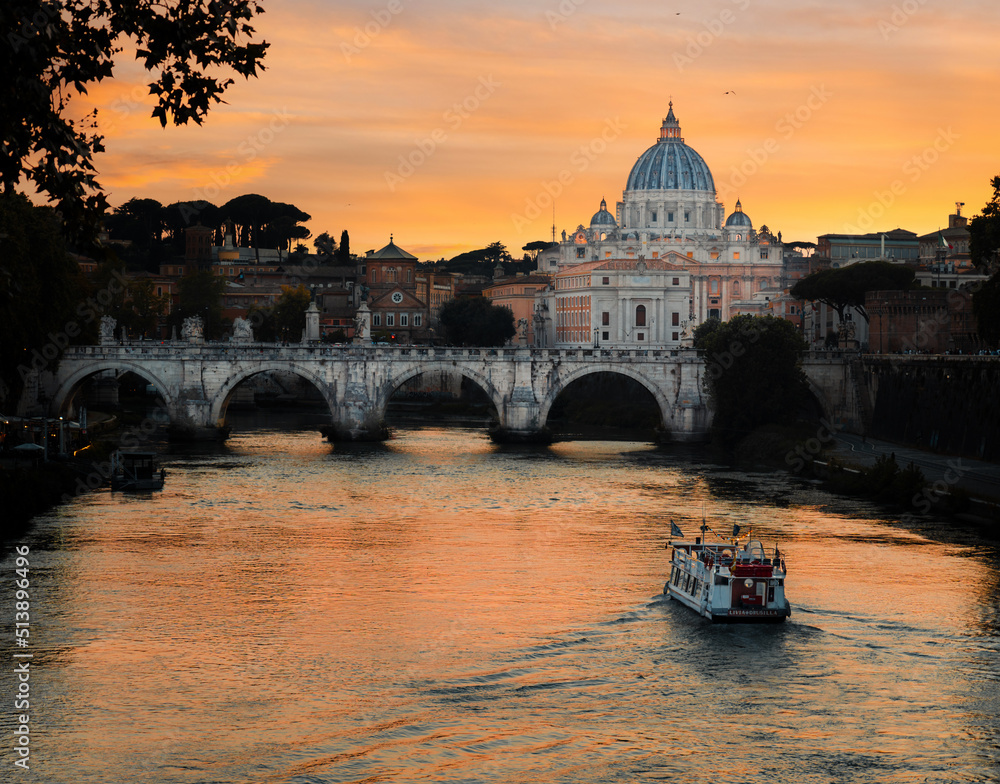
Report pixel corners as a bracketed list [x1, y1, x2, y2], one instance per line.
[210, 362, 337, 426]
[538, 365, 675, 435]
[377, 362, 505, 422]
[51, 360, 175, 417]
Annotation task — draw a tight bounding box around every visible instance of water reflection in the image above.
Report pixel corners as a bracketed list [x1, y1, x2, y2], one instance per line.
[2, 420, 998, 782]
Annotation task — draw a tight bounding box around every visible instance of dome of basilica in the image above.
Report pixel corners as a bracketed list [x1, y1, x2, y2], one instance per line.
[590, 198, 617, 228]
[725, 199, 753, 228]
[625, 102, 715, 193]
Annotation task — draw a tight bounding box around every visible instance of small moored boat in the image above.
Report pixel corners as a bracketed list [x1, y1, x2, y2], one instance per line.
[664, 519, 790, 623]
[110, 450, 165, 491]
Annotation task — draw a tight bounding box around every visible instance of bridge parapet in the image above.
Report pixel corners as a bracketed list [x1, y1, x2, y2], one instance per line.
[43, 343, 786, 444]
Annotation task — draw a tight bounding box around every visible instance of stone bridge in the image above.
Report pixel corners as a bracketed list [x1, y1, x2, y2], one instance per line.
[36, 343, 863, 442]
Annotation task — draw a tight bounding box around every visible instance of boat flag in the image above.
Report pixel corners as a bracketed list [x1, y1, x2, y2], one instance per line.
[670, 520, 683, 537]
[732, 523, 741, 537]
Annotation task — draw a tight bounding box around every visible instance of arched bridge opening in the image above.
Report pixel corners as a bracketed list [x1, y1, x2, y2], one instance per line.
[378, 364, 503, 433]
[51, 362, 172, 432]
[541, 369, 670, 442]
[212, 365, 335, 434]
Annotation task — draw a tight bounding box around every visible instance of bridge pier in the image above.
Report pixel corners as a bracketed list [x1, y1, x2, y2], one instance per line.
[41, 344, 879, 447]
[168, 397, 230, 441]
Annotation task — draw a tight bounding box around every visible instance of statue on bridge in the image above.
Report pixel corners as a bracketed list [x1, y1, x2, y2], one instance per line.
[232, 316, 254, 343]
[99, 315, 117, 346]
[182, 316, 205, 343]
[353, 303, 371, 345]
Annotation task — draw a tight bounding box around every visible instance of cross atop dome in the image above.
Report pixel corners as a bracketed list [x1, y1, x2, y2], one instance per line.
[659, 101, 683, 143]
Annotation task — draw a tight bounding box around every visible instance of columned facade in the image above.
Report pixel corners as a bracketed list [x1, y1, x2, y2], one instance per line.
[536, 102, 784, 347]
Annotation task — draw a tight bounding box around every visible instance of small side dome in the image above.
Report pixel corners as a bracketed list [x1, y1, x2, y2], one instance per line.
[590, 198, 617, 228]
[725, 199, 753, 228]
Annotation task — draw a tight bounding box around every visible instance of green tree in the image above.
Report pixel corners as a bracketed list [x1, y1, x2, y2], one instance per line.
[969, 175, 1000, 271]
[522, 240, 554, 264]
[122, 278, 170, 338]
[162, 200, 220, 247]
[692, 317, 721, 349]
[337, 230, 351, 263]
[0, 192, 84, 407]
[171, 270, 228, 340]
[790, 260, 916, 324]
[313, 232, 337, 258]
[220, 194, 311, 250]
[271, 284, 311, 342]
[973, 273, 1000, 347]
[438, 297, 516, 346]
[104, 197, 165, 248]
[0, 1, 268, 246]
[699, 315, 810, 448]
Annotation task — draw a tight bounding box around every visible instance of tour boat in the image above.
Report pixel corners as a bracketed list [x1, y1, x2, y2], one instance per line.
[110, 450, 165, 491]
[664, 520, 790, 622]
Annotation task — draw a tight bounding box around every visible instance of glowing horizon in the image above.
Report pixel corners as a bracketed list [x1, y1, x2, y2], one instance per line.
[75, 0, 1000, 260]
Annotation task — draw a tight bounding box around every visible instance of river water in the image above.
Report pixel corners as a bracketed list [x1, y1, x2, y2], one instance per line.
[2, 415, 999, 783]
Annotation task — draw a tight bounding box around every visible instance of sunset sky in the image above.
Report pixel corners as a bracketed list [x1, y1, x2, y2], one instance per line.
[86, 0, 1000, 260]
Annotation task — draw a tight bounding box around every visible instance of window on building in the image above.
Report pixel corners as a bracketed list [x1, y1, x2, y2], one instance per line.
[637, 332, 645, 341]
[576, 248, 586, 258]
[672, 312, 680, 326]
[414, 314, 422, 327]
[668, 211, 674, 222]
[760, 249, 769, 259]
[710, 279, 719, 294]
[733, 251, 741, 260]
[673, 277, 680, 286]
[602, 331, 609, 341]
[387, 313, 395, 326]
[672, 332, 679, 341]
[685, 211, 690, 222]
[733, 281, 740, 295]
[636, 305, 646, 327]
[371, 270, 378, 283]
[602, 276, 610, 285]
[373, 313, 381, 326]
[710, 251, 719, 260]
[401, 314, 408, 326]
[652, 211, 658, 222]
[602, 312, 610, 326]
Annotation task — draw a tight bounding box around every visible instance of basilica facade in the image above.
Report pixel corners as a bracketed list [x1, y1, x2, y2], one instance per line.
[534, 103, 785, 348]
